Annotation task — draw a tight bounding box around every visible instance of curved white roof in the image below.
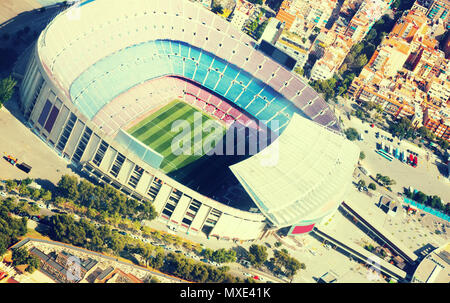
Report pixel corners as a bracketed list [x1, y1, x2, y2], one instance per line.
[230, 114, 360, 227]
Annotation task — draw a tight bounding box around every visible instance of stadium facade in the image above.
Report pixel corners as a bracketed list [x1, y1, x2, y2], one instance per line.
[19, 0, 359, 241]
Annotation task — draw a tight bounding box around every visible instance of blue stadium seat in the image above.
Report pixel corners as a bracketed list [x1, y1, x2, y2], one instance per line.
[179, 42, 190, 58]
[184, 59, 196, 79]
[225, 82, 244, 101]
[211, 57, 227, 73]
[247, 97, 266, 115]
[69, 39, 308, 131]
[235, 89, 255, 109]
[193, 64, 208, 84]
[199, 51, 214, 67]
[203, 70, 220, 91]
[214, 75, 233, 96]
[235, 71, 252, 87]
[189, 47, 201, 61]
[246, 79, 263, 95]
[259, 86, 278, 102]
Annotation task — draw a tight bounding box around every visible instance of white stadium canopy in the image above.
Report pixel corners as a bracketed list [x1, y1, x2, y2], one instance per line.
[230, 114, 360, 228]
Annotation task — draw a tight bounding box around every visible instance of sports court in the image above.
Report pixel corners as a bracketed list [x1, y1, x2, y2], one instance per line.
[126, 100, 225, 173]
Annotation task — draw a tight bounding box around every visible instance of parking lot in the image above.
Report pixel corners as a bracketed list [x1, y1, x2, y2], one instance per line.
[341, 115, 450, 202]
[0, 97, 73, 184]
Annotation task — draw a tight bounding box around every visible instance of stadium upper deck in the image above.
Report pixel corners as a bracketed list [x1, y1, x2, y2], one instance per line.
[35, 0, 339, 132]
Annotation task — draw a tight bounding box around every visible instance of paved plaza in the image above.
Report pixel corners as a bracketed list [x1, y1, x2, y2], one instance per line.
[0, 96, 74, 184]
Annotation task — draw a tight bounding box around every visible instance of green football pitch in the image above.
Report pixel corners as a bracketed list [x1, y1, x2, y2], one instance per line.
[126, 100, 225, 173]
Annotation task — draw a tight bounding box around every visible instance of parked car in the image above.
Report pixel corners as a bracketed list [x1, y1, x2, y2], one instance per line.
[0, 192, 7, 197]
[242, 272, 252, 277]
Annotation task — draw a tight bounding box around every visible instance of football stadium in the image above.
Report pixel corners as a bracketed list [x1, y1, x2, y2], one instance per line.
[19, 0, 360, 240]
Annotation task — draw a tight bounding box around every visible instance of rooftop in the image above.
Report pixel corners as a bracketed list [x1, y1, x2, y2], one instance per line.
[230, 114, 360, 227]
[412, 243, 450, 283]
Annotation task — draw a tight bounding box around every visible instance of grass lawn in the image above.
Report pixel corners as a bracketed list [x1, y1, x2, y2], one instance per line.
[127, 100, 224, 173]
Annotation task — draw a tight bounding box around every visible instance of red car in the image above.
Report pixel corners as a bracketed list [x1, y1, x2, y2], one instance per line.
[370, 124, 374, 128]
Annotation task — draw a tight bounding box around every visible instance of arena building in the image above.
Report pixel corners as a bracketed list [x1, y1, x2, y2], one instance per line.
[19, 0, 359, 241]
[411, 243, 450, 283]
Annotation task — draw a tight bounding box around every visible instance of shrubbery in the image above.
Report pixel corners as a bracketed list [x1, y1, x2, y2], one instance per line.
[55, 175, 157, 222]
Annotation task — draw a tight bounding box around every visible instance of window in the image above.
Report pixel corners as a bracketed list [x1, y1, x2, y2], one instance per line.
[56, 113, 77, 153]
[93, 140, 109, 166]
[72, 127, 92, 163]
[110, 152, 125, 178]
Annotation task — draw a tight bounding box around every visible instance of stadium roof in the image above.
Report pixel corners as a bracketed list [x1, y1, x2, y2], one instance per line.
[230, 114, 360, 227]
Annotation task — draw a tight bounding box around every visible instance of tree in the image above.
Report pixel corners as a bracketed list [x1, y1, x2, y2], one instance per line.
[345, 128, 359, 141]
[41, 190, 52, 203]
[354, 54, 368, 68]
[0, 236, 8, 256]
[26, 255, 40, 273]
[359, 151, 365, 160]
[0, 76, 17, 108]
[211, 4, 224, 14]
[248, 244, 267, 266]
[211, 248, 236, 263]
[368, 183, 376, 190]
[271, 249, 304, 278]
[254, 19, 269, 40]
[413, 191, 427, 204]
[366, 28, 377, 42]
[357, 180, 366, 189]
[57, 175, 79, 201]
[12, 247, 40, 273]
[31, 189, 41, 200]
[437, 138, 449, 150]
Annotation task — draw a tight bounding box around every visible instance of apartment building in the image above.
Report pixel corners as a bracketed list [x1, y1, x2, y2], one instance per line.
[230, 0, 258, 30]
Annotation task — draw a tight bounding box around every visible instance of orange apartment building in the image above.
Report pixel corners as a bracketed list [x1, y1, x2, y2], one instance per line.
[275, 0, 297, 30]
[423, 107, 450, 142]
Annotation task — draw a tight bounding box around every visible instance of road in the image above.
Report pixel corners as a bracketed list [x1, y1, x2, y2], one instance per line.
[333, 101, 450, 203]
[1, 189, 286, 283]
